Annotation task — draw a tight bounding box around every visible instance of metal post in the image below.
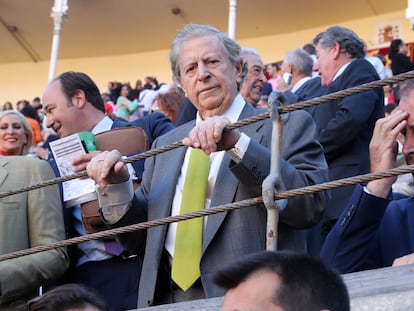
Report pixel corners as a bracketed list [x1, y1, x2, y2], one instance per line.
[228, 0, 237, 40]
[407, 0, 414, 30]
[262, 91, 288, 251]
[48, 0, 68, 83]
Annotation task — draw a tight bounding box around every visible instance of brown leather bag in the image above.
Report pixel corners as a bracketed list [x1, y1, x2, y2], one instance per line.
[80, 126, 148, 233]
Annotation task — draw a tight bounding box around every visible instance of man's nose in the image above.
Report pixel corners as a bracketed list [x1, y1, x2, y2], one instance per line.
[197, 64, 210, 81]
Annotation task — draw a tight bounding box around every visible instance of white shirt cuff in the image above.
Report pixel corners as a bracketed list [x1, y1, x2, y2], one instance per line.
[96, 179, 134, 224]
[226, 132, 250, 163]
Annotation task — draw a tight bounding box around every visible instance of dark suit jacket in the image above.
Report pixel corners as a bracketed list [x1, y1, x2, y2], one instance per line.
[110, 101, 329, 307]
[307, 58, 384, 221]
[284, 77, 325, 105]
[391, 53, 414, 75]
[175, 98, 197, 126]
[321, 184, 414, 273]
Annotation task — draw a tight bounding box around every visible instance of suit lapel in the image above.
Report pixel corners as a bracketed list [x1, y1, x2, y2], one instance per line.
[151, 122, 194, 220]
[0, 157, 9, 189]
[203, 155, 237, 252]
[203, 104, 264, 252]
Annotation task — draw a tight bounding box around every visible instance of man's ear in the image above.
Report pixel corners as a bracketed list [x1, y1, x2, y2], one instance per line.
[331, 42, 341, 60]
[176, 80, 187, 97]
[71, 90, 87, 108]
[235, 59, 245, 86]
[236, 59, 244, 77]
[286, 64, 293, 74]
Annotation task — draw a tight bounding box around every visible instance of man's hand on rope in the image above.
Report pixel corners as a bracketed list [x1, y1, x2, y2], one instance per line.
[72, 150, 101, 173]
[182, 116, 240, 155]
[85, 150, 129, 189]
[367, 109, 408, 198]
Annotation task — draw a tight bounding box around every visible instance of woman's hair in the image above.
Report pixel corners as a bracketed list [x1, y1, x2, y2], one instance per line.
[152, 90, 185, 124]
[28, 283, 111, 311]
[2, 101, 13, 110]
[388, 39, 404, 59]
[0, 110, 33, 155]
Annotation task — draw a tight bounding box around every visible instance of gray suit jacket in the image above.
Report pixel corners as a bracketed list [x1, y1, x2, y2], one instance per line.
[113, 102, 328, 307]
[0, 156, 68, 309]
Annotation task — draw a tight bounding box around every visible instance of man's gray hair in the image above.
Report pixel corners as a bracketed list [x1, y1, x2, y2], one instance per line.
[169, 24, 242, 84]
[239, 47, 261, 83]
[313, 26, 364, 59]
[283, 48, 314, 77]
[241, 47, 260, 58]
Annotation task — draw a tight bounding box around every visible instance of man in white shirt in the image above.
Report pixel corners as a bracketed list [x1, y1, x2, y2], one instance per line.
[84, 24, 328, 308]
[41, 71, 174, 311]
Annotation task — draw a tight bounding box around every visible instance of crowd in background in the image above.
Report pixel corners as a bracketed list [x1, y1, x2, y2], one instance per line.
[1, 26, 414, 311]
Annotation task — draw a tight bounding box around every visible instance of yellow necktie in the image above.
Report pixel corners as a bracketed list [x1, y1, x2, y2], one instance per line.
[172, 148, 210, 291]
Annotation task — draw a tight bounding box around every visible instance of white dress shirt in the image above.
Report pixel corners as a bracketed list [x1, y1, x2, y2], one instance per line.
[98, 94, 252, 260]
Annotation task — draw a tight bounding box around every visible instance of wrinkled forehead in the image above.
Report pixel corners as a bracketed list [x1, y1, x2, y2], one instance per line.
[179, 35, 225, 60]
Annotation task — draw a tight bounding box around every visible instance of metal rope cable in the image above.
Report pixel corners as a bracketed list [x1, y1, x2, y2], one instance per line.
[2, 70, 414, 199]
[1, 70, 414, 261]
[1, 164, 414, 261]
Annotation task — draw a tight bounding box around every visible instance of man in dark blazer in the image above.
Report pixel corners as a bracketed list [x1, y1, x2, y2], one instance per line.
[85, 24, 329, 307]
[321, 78, 414, 273]
[276, 48, 325, 104]
[41, 71, 174, 311]
[311, 26, 384, 246]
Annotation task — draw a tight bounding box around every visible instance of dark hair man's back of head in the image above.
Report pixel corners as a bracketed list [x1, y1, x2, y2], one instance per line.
[56, 71, 105, 113]
[215, 250, 350, 311]
[28, 283, 111, 311]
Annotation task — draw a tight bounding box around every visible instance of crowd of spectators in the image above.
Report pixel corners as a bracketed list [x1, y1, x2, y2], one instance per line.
[1, 22, 414, 311]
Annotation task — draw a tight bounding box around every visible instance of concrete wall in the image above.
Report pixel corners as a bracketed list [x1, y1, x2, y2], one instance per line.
[1, 10, 413, 105]
[134, 264, 414, 311]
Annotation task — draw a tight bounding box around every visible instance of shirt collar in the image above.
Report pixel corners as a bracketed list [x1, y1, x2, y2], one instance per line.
[291, 76, 312, 93]
[332, 62, 351, 82]
[91, 116, 114, 134]
[195, 93, 246, 124]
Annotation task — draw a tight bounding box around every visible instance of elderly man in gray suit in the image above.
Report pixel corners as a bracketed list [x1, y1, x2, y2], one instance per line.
[83, 24, 328, 307]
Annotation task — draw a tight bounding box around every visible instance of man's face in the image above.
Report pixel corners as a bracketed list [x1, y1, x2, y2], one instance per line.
[266, 64, 276, 77]
[314, 43, 338, 87]
[240, 54, 267, 106]
[177, 35, 241, 119]
[221, 270, 284, 311]
[42, 80, 81, 137]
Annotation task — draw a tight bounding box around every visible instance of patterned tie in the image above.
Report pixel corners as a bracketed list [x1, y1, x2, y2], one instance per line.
[171, 148, 210, 291]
